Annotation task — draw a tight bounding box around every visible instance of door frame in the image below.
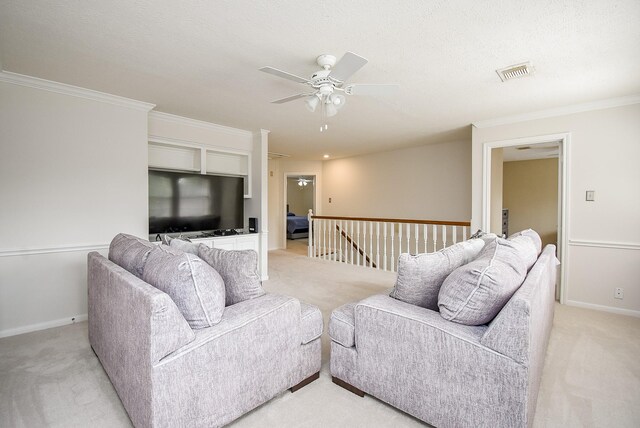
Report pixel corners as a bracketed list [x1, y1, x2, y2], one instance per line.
[283, 172, 317, 247]
[482, 132, 571, 303]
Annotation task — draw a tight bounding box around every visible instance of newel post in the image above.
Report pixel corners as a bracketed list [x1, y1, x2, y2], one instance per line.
[308, 209, 314, 258]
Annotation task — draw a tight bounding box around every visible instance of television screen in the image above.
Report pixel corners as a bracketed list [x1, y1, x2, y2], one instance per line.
[149, 170, 244, 234]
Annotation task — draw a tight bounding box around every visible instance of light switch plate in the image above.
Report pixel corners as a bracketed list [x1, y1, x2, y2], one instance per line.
[586, 190, 595, 201]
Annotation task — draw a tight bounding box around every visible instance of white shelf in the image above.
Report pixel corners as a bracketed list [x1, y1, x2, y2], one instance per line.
[148, 140, 251, 198]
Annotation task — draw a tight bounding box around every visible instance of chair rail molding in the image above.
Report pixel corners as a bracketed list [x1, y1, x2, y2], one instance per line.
[0, 243, 109, 257]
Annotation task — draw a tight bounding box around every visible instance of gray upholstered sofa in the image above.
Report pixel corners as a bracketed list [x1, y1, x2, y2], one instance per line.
[329, 239, 557, 428]
[88, 234, 322, 427]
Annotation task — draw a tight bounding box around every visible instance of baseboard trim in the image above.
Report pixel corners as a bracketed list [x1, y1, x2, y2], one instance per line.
[565, 300, 640, 318]
[0, 314, 88, 339]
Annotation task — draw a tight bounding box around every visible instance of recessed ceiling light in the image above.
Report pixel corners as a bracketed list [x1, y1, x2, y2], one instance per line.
[323, 154, 330, 159]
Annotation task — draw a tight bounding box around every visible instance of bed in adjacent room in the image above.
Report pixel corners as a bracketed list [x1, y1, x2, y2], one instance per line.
[286, 213, 309, 240]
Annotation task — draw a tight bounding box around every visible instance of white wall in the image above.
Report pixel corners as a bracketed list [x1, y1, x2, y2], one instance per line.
[472, 102, 640, 316]
[267, 159, 323, 250]
[322, 140, 471, 221]
[286, 178, 314, 215]
[0, 78, 152, 337]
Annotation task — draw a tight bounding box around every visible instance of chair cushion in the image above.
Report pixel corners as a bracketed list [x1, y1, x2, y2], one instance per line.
[390, 239, 485, 310]
[438, 237, 530, 326]
[329, 303, 356, 348]
[197, 245, 265, 306]
[108, 233, 155, 278]
[300, 302, 323, 344]
[142, 245, 225, 329]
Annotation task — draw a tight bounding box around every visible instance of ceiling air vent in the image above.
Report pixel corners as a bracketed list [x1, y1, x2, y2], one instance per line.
[267, 151, 290, 160]
[496, 62, 535, 82]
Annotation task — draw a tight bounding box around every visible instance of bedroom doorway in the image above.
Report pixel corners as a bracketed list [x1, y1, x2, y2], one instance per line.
[284, 173, 316, 254]
[482, 133, 569, 303]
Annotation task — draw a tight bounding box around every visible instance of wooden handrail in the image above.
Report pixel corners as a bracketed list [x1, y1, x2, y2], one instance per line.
[311, 215, 470, 227]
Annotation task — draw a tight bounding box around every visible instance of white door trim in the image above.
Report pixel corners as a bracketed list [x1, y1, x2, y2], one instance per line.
[482, 132, 571, 304]
[283, 172, 317, 247]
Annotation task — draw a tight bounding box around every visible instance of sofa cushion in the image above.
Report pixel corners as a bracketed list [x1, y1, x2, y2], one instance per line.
[390, 239, 485, 310]
[438, 237, 530, 325]
[142, 246, 225, 329]
[197, 245, 265, 306]
[329, 302, 356, 348]
[108, 233, 155, 278]
[300, 302, 323, 344]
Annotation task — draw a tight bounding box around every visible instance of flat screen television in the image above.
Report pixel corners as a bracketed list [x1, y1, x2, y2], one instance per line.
[149, 169, 244, 234]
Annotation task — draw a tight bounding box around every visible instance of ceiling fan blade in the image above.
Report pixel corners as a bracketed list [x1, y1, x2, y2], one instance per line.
[259, 66, 310, 84]
[329, 52, 368, 82]
[346, 84, 399, 96]
[271, 93, 313, 104]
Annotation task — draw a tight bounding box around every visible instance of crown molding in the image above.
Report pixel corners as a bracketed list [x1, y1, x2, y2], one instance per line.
[149, 110, 254, 138]
[472, 94, 640, 129]
[0, 70, 156, 111]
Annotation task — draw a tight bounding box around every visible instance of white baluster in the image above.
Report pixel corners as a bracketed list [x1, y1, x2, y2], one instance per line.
[332, 220, 337, 261]
[376, 222, 380, 269]
[322, 220, 326, 260]
[356, 221, 361, 266]
[390, 224, 395, 271]
[369, 222, 374, 267]
[463, 226, 467, 241]
[423, 224, 428, 253]
[415, 224, 419, 254]
[442, 225, 447, 249]
[398, 223, 403, 256]
[383, 222, 388, 271]
[308, 209, 313, 257]
[452, 226, 457, 245]
[350, 220, 354, 265]
[362, 222, 367, 266]
[432, 224, 437, 252]
[406, 223, 411, 255]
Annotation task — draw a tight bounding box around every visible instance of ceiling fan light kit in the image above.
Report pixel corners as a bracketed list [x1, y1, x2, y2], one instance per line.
[260, 51, 399, 131]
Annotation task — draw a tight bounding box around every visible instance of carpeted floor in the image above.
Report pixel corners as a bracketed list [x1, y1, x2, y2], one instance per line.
[1, 248, 639, 427]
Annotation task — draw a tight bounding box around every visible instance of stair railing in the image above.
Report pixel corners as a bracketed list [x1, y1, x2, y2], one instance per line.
[307, 210, 471, 272]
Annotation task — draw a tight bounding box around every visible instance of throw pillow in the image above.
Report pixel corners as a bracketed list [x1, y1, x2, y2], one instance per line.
[142, 246, 225, 329]
[108, 233, 155, 278]
[438, 237, 529, 326]
[165, 235, 199, 255]
[197, 245, 264, 306]
[390, 238, 485, 310]
[508, 229, 542, 254]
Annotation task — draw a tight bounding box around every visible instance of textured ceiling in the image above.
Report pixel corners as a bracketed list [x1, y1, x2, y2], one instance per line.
[1, 1, 639, 160]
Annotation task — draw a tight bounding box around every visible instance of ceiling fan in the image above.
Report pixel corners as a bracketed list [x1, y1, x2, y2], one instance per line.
[260, 52, 399, 131]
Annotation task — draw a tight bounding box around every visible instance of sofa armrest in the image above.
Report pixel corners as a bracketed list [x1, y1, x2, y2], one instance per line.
[88, 252, 196, 365]
[155, 293, 302, 365]
[355, 295, 488, 346]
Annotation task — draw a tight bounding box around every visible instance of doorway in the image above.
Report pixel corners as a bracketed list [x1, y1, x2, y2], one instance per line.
[283, 173, 316, 255]
[482, 133, 570, 302]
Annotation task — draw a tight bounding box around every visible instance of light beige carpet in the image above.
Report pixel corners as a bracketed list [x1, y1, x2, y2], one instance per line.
[1, 248, 639, 427]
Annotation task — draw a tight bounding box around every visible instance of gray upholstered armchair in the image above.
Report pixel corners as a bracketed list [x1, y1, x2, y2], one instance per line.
[88, 234, 322, 427]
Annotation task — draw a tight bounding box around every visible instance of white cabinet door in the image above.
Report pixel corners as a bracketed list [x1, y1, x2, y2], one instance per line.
[236, 236, 258, 251]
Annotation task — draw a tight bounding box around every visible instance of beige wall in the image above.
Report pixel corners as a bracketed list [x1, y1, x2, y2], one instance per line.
[268, 159, 323, 250]
[490, 148, 503, 234]
[322, 139, 471, 221]
[503, 158, 558, 247]
[286, 178, 314, 215]
[472, 102, 640, 315]
[0, 80, 150, 337]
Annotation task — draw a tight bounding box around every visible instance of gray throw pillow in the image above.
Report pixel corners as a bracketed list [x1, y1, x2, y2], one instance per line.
[142, 246, 225, 329]
[165, 235, 199, 255]
[108, 233, 155, 278]
[438, 237, 529, 326]
[197, 245, 264, 306]
[509, 228, 542, 254]
[390, 239, 485, 310]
